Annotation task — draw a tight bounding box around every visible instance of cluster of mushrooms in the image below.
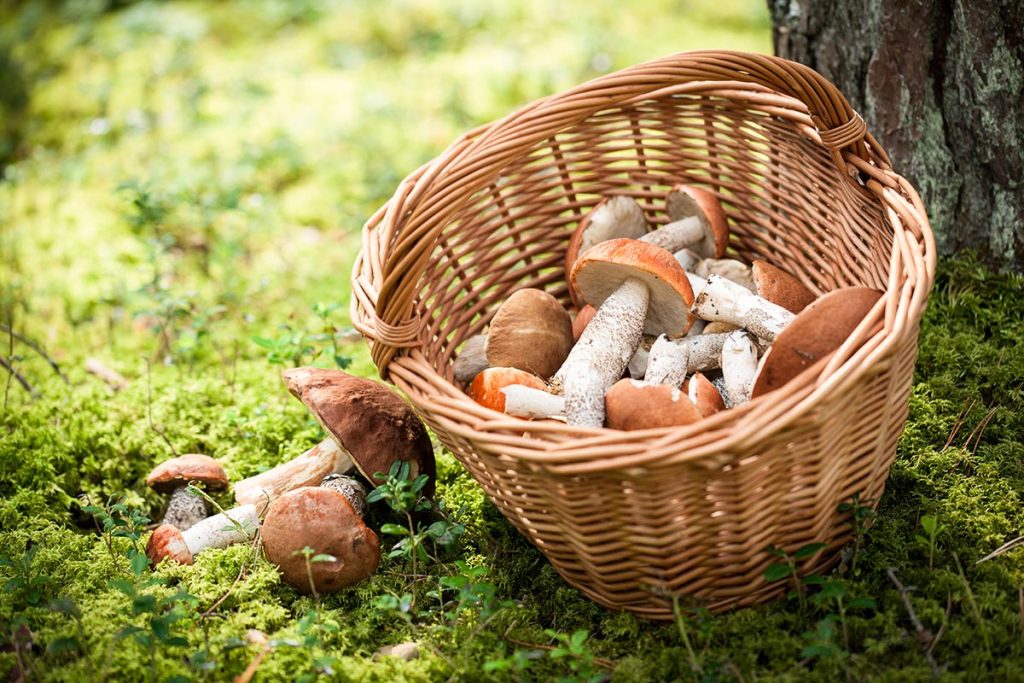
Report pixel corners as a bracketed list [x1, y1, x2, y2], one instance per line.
[144, 368, 434, 594]
[456, 186, 882, 429]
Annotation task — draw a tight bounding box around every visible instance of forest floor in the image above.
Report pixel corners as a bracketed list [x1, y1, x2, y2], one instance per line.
[3, 1, 1024, 681]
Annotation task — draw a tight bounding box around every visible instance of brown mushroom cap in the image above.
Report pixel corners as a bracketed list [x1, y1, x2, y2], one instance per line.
[262, 487, 380, 594]
[605, 379, 702, 430]
[752, 261, 817, 314]
[146, 524, 193, 565]
[572, 305, 596, 342]
[571, 238, 695, 337]
[565, 197, 648, 307]
[665, 185, 729, 259]
[469, 367, 546, 412]
[684, 372, 727, 417]
[751, 287, 883, 398]
[147, 454, 228, 494]
[485, 289, 573, 380]
[282, 368, 435, 494]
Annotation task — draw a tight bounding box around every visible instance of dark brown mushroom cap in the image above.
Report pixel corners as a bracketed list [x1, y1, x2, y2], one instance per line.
[605, 379, 702, 430]
[147, 454, 228, 494]
[665, 185, 730, 259]
[261, 487, 380, 594]
[571, 238, 696, 337]
[751, 287, 883, 398]
[146, 524, 193, 565]
[752, 261, 817, 314]
[282, 368, 435, 494]
[485, 289, 573, 380]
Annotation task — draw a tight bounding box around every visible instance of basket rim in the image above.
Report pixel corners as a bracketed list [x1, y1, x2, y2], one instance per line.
[350, 50, 937, 474]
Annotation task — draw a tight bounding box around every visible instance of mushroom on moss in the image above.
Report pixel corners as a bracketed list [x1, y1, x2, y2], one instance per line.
[147, 503, 259, 566]
[147, 454, 228, 532]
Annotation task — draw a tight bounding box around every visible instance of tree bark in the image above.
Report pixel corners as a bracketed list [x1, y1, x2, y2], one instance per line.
[769, 0, 1024, 271]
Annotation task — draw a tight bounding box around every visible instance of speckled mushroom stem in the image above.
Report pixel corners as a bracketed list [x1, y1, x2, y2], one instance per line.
[501, 385, 565, 419]
[234, 438, 353, 507]
[554, 278, 649, 427]
[721, 331, 758, 406]
[628, 332, 729, 379]
[321, 474, 368, 517]
[638, 216, 705, 253]
[163, 487, 208, 532]
[643, 335, 689, 387]
[692, 275, 795, 342]
[182, 504, 259, 558]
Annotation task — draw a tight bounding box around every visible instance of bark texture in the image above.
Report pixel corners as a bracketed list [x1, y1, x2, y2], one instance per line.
[770, 0, 1024, 270]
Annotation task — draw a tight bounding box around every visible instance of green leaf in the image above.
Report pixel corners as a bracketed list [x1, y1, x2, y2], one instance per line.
[763, 563, 793, 582]
[380, 523, 409, 536]
[847, 597, 877, 610]
[311, 554, 337, 563]
[794, 542, 828, 560]
[46, 636, 81, 655]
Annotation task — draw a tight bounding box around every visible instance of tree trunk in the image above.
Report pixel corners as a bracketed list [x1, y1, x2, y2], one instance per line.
[769, 0, 1024, 271]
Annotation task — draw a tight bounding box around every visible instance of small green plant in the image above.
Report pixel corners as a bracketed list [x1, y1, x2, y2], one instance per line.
[915, 514, 946, 570]
[372, 592, 417, 624]
[110, 577, 198, 683]
[805, 577, 876, 651]
[546, 629, 604, 683]
[838, 494, 876, 572]
[251, 302, 351, 369]
[0, 543, 53, 607]
[801, 617, 846, 666]
[483, 642, 543, 677]
[670, 595, 714, 679]
[438, 561, 514, 622]
[46, 597, 86, 658]
[78, 494, 151, 573]
[764, 542, 828, 611]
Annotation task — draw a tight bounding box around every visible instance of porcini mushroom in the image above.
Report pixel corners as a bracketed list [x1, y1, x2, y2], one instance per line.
[468, 367, 546, 412]
[234, 368, 435, 506]
[752, 261, 817, 314]
[147, 454, 228, 531]
[501, 384, 566, 419]
[605, 379, 702, 430]
[675, 250, 755, 292]
[721, 330, 759, 406]
[684, 373, 726, 417]
[485, 289, 573, 379]
[146, 503, 259, 566]
[691, 274, 795, 343]
[639, 185, 729, 257]
[553, 239, 694, 427]
[321, 474, 368, 517]
[261, 487, 380, 594]
[643, 335, 689, 387]
[565, 196, 648, 306]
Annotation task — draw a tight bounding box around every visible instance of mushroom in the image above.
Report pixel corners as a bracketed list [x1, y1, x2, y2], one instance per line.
[683, 373, 726, 417]
[261, 487, 380, 594]
[751, 261, 816, 314]
[751, 288, 882, 398]
[453, 334, 489, 383]
[146, 503, 259, 565]
[691, 274, 795, 343]
[320, 474, 368, 517]
[233, 368, 435, 506]
[565, 197, 648, 307]
[146, 454, 228, 532]
[627, 335, 658, 379]
[631, 332, 731, 379]
[703, 321, 740, 335]
[468, 367, 546, 412]
[501, 384, 566, 419]
[638, 185, 729, 257]
[605, 379, 702, 430]
[721, 330, 759, 406]
[553, 239, 694, 427]
[675, 250, 755, 292]
[485, 289, 573, 379]
[643, 335, 688, 387]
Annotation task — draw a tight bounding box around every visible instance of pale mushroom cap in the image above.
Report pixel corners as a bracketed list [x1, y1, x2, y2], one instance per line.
[666, 185, 729, 259]
[685, 372, 727, 417]
[751, 287, 883, 397]
[752, 261, 817, 314]
[571, 238, 695, 337]
[282, 368, 435, 494]
[605, 379, 702, 430]
[262, 487, 380, 594]
[485, 289, 573, 380]
[565, 196, 648, 306]
[469, 367, 546, 412]
[572, 305, 596, 342]
[147, 454, 228, 494]
[146, 524, 193, 565]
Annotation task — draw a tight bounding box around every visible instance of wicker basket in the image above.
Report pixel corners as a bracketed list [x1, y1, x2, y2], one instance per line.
[351, 51, 935, 620]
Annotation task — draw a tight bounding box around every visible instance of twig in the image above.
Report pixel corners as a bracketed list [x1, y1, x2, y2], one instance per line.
[85, 357, 129, 390]
[977, 535, 1024, 564]
[504, 635, 615, 670]
[927, 593, 952, 657]
[145, 358, 178, 457]
[0, 355, 33, 394]
[0, 324, 70, 384]
[941, 399, 975, 451]
[234, 631, 271, 683]
[887, 568, 941, 677]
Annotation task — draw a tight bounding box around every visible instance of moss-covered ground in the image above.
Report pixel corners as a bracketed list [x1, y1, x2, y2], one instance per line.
[3, 2, 1024, 681]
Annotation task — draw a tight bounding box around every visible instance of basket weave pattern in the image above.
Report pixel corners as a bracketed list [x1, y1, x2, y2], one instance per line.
[352, 51, 935, 619]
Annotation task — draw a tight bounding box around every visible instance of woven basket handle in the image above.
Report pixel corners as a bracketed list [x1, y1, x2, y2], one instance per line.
[352, 51, 893, 375]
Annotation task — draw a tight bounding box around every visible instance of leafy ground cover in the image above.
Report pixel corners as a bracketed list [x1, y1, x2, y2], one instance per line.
[3, 1, 1024, 681]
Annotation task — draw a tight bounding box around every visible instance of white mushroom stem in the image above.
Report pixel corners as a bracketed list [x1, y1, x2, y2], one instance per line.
[643, 335, 689, 388]
[686, 272, 708, 296]
[639, 216, 705, 253]
[629, 332, 728, 378]
[234, 438, 353, 507]
[722, 331, 758, 406]
[181, 504, 259, 558]
[627, 335, 656, 379]
[555, 278, 648, 427]
[675, 250, 755, 292]
[692, 275, 795, 343]
[502, 385, 565, 419]
[453, 334, 488, 383]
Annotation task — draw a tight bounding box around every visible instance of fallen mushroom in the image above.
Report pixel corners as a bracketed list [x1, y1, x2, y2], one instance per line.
[146, 503, 259, 565]
[691, 274, 795, 343]
[605, 379, 702, 430]
[639, 185, 729, 257]
[146, 454, 229, 532]
[553, 239, 694, 427]
[751, 261, 816, 314]
[261, 487, 380, 594]
[453, 334, 488, 383]
[565, 196, 648, 307]
[485, 289, 573, 379]
[721, 330, 759, 406]
[234, 368, 435, 506]
[469, 367, 546, 412]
